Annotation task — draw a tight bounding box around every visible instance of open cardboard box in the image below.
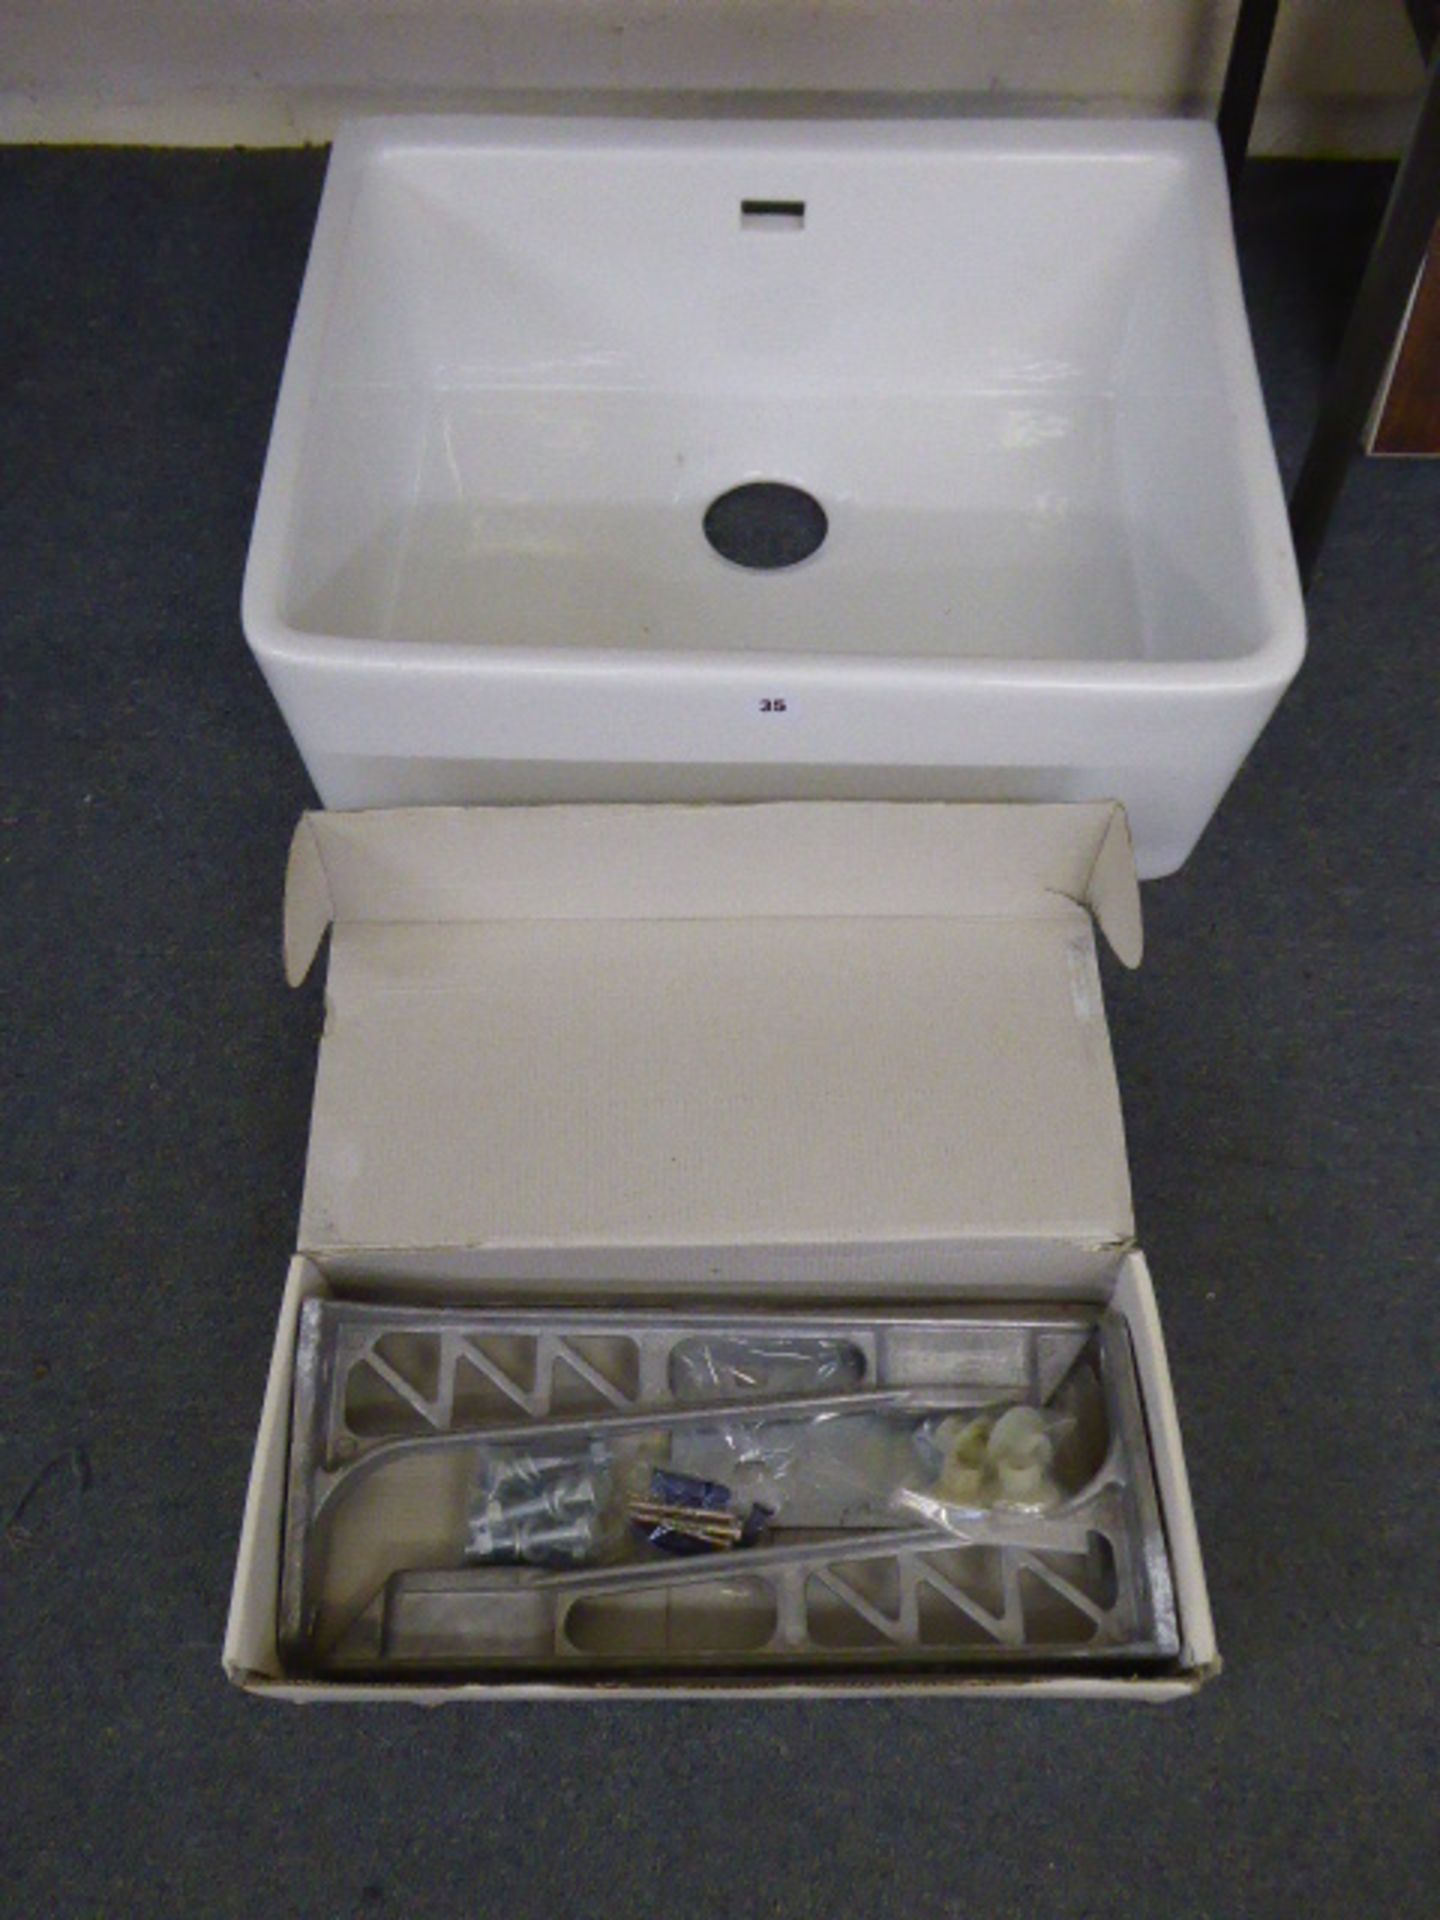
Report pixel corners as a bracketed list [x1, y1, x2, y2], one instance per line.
[225, 801, 1217, 1699]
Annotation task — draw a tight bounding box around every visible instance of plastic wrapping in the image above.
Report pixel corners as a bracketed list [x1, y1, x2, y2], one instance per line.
[466, 1402, 1075, 1574]
[670, 1335, 865, 1402]
[465, 1337, 1075, 1577]
[898, 1403, 1075, 1533]
[670, 1340, 1078, 1536]
[665, 1335, 874, 1521]
[466, 1340, 876, 1568]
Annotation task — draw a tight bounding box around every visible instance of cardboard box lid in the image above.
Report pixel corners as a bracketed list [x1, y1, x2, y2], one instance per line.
[286, 802, 1142, 1260]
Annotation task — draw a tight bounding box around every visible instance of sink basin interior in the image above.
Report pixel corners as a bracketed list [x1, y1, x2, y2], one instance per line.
[277, 124, 1267, 667]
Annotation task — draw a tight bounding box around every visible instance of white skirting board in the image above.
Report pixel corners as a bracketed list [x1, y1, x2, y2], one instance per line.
[0, 0, 1421, 154]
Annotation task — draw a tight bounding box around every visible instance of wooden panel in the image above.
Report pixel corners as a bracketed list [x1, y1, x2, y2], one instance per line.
[1373, 222, 1440, 454]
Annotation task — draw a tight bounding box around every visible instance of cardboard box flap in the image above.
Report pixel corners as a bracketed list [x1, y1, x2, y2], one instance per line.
[290, 804, 1142, 1259]
[285, 802, 1142, 982]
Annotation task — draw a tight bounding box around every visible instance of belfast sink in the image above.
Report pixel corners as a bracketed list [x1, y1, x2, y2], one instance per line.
[244, 116, 1304, 876]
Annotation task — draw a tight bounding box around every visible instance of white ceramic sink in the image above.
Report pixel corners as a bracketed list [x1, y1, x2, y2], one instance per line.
[244, 117, 1304, 875]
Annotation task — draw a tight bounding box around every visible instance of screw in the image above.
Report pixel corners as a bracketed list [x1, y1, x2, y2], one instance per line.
[484, 1448, 600, 1497]
[517, 1515, 597, 1559]
[468, 1511, 597, 1565]
[486, 1477, 597, 1526]
[474, 1512, 599, 1559]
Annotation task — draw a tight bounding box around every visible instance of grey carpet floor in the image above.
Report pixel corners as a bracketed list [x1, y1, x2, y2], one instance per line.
[1, 149, 1437, 1919]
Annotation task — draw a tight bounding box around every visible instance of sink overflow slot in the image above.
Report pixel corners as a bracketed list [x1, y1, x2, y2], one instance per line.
[740, 199, 806, 231]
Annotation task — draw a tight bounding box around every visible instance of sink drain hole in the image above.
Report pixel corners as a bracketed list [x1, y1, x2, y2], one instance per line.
[703, 482, 828, 570]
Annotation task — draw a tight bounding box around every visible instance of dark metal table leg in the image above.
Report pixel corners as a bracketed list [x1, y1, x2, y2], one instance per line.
[1289, 47, 1440, 584]
[1218, 0, 1282, 194]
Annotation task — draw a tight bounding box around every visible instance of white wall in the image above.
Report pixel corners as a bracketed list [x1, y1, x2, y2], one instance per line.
[1, 0, 1425, 153]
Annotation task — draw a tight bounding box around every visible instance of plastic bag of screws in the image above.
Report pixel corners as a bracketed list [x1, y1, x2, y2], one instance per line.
[465, 1440, 614, 1568]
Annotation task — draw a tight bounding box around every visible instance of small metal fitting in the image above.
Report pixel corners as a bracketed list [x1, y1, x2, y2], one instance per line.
[485, 1477, 598, 1526]
[467, 1510, 598, 1566]
[483, 1442, 607, 1498]
[515, 1515, 598, 1559]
